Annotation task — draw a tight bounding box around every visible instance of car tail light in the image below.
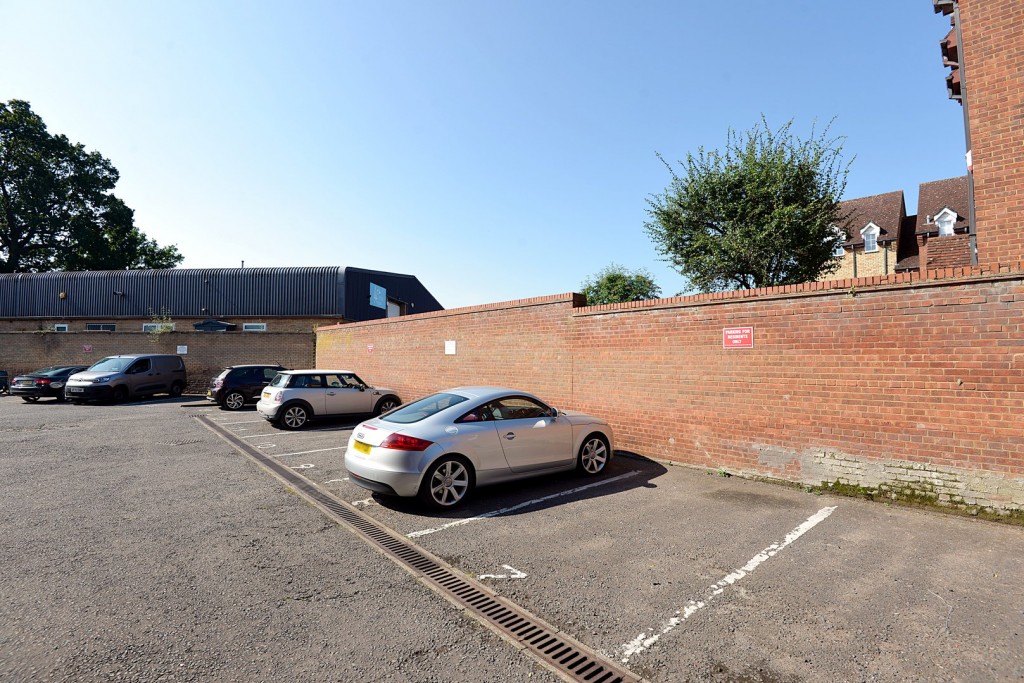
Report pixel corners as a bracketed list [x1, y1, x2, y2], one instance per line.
[271, 390, 283, 403]
[379, 433, 434, 451]
[35, 378, 51, 386]
[212, 378, 224, 389]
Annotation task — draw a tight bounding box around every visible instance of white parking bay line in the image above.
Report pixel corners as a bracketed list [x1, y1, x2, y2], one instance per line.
[619, 505, 838, 663]
[216, 419, 265, 426]
[273, 446, 347, 457]
[407, 471, 641, 538]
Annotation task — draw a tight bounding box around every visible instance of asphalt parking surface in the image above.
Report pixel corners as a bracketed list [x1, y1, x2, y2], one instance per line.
[1, 394, 1022, 682]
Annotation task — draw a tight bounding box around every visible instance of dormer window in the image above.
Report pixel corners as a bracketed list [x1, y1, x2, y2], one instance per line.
[934, 207, 957, 236]
[861, 222, 881, 253]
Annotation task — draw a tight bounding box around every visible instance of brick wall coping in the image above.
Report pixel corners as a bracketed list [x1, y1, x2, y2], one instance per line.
[315, 261, 1024, 331]
[576, 262, 1024, 317]
[316, 292, 585, 331]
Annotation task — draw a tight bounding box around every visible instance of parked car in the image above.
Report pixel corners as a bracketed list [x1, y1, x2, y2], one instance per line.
[65, 354, 187, 402]
[345, 386, 614, 509]
[0, 370, 8, 394]
[256, 370, 400, 430]
[207, 364, 286, 410]
[10, 365, 90, 402]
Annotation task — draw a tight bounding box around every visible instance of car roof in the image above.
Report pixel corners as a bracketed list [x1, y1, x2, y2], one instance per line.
[443, 386, 540, 402]
[228, 364, 284, 369]
[281, 369, 356, 375]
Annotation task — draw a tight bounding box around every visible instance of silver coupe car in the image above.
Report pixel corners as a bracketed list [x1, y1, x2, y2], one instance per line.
[345, 386, 613, 509]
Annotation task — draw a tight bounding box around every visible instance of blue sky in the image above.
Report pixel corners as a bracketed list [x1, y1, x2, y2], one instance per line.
[2, 1, 965, 308]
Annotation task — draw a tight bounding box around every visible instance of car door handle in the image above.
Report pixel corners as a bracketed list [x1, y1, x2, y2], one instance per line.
[327, 391, 336, 396]
[503, 432, 516, 440]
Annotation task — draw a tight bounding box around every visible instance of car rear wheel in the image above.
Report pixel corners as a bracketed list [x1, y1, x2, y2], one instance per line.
[418, 456, 473, 509]
[279, 404, 309, 430]
[169, 382, 184, 398]
[22, 396, 39, 403]
[577, 434, 609, 475]
[223, 391, 246, 411]
[374, 396, 400, 416]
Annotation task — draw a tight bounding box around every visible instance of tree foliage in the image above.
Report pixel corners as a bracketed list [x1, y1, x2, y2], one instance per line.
[580, 263, 662, 305]
[645, 118, 851, 292]
[0, 99, 183, 273]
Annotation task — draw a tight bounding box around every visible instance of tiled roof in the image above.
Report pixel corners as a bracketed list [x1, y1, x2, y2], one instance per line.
[915, 176, 969, 235]
[895, 254, 919, 272]
[838, 190, 905, 247]
[924, 234, 973, 269]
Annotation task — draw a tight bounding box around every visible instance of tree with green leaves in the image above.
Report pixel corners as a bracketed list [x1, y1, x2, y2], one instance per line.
[0, 99, 183, 273]
[645, 117, 851, 292]
[580, 263, 662, 305]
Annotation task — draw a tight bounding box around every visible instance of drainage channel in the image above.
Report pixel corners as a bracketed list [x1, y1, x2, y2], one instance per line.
[197, 415, 643, 683]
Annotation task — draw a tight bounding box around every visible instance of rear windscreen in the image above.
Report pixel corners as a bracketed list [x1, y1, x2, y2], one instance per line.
[382, 393, 469, 424]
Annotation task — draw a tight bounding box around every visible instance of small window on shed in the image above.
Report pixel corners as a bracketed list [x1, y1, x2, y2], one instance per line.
[243, 323, 267, 332]
[142, 323, 175, 332]
[52, 324, 69, 332]
[86, 323, 116, 332]
[386, 299, 406, 318]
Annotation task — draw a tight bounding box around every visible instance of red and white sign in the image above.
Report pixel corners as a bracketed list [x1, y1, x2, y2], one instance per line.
[367, 344, 374, 354]
[723, 327, 754, 349]
[83, 345, 93, 353]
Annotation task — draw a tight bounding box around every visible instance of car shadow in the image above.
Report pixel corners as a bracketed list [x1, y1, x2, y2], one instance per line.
[367, 450, 667, 520]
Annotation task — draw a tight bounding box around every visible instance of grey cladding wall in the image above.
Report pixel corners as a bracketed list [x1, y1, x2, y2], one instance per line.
[0, 268, 346, 318]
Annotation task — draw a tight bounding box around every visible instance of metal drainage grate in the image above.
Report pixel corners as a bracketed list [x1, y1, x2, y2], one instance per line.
[197, 415, 641, 683]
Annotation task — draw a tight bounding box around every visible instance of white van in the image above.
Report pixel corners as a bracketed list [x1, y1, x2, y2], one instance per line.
[65, 354, 187, 403]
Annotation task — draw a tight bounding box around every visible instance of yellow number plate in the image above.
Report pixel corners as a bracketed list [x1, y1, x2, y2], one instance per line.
[353, 441, 372, 455]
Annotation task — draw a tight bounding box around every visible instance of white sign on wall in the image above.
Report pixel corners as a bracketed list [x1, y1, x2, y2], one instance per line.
[176, 345, 188, 355]
[445, 340, 457, 355]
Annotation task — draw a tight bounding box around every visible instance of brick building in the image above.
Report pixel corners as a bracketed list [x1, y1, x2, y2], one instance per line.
[830, 190, 908, 279]
[937, 0, 1024, 267]
[0, 266, 442, 390]
[828, 176, 971, 280]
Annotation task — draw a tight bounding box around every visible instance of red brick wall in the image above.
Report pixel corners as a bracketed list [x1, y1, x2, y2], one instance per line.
[316, 294, 581, 408]
[317, 269, 1024, 512]
[960, 0, 1024, 266]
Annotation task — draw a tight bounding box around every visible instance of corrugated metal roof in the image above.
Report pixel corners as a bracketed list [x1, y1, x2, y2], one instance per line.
[0, 268, 347, 318]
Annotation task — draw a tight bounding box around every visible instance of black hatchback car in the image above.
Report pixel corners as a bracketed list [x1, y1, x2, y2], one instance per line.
[207, 364, 286, 410]
[11, 365, 90, 402]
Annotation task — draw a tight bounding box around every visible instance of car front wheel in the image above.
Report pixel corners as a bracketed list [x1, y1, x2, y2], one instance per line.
[223, 391, 246, 411]
[418, 456, 473, 509]
[374, 396, 400, 416]
[577, 435, 610, 475]
[279, 404, 309, 430]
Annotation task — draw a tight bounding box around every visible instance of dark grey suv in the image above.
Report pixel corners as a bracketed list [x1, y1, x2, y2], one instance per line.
[207, 364, 286, 411]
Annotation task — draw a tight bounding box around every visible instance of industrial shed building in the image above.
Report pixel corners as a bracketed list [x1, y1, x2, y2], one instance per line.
[0, 266, 442, 330]
[0, 266, 443, 391]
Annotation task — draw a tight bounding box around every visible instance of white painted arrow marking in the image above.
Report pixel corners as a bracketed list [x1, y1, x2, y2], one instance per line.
[478, 565, 527, 580]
